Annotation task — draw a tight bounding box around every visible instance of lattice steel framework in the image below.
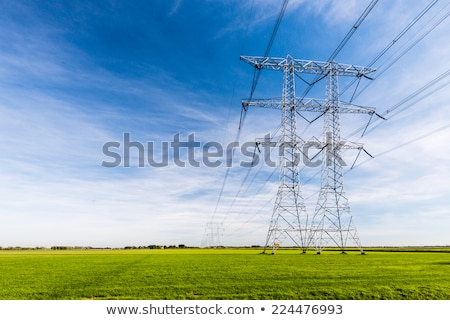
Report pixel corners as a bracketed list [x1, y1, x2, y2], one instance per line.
[307, 64, 373, 254]
[242, 55, 309, 253]
[203, 222, 224, 248]
[241, 56, 376, 254]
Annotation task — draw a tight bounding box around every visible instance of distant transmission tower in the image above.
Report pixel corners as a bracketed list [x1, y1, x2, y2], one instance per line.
[241, 55, 376, 254]
[203, 222, 224, 247]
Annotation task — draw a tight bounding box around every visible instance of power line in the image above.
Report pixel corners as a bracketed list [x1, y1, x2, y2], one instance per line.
[224, 166, 278, 232]
[295, 123, 450, 211]
[341, 0, 440, 98]
[367, 0, 437, 69]
[239, 0, 290, 130]
[348, 5, 450, 101]
[292, 0, 383, 149]
[209, 0, 256, 224]
[226, 192, 277, 236]
[364, 78, 450, 137]
[347, 124, 450, 172]
[221, 123, 283, 222]
[328, 0, 379, 62]
[297, 71, 449, 206]
[300, 0, 379, 99]
[211, 0, 290, 226]
[248, 0, 290, 101]
[348, 69, 450, 138]
[221, 147, 259, 223]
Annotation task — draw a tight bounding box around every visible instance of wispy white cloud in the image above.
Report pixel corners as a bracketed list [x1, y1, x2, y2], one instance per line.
[168, 0, 183, 17]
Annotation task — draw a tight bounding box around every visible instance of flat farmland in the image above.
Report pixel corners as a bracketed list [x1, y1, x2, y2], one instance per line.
[0, 248, 449, 300]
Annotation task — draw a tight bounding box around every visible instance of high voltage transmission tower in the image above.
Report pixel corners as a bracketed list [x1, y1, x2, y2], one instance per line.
[241, 55, 376, 254]
[308, 62, 376, 255]
[242, 55, 310, 254]
[202, 222, 224, 248]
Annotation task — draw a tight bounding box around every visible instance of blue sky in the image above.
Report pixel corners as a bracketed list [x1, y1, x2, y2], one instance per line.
[0, 0, 449, 248]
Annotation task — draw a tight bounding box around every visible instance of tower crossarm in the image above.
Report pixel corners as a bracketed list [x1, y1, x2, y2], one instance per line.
[243, 98, 376, 115]
[242, 97, 325, 112]
[240, 55, 376, 77]
[338, 103, 376, 115]
[338, 139, 365, 150]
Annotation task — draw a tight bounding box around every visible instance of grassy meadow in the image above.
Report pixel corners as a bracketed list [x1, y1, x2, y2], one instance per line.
[0, 248, 449, 300]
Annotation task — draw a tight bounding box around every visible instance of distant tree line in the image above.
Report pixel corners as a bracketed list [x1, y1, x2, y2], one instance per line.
[0, 244, 191, 250]
[50, 246, 95, 250]
[124, 244, 188, 249]
[0, 246, 48, 250]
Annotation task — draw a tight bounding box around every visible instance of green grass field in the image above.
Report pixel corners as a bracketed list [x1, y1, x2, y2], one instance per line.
[0, 248, 449, 300]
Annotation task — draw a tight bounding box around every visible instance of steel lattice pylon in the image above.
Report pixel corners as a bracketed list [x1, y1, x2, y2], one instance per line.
[308, 66, 361, 254]
[264, 59, 308, 254]
[242, 56, 309, 253]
